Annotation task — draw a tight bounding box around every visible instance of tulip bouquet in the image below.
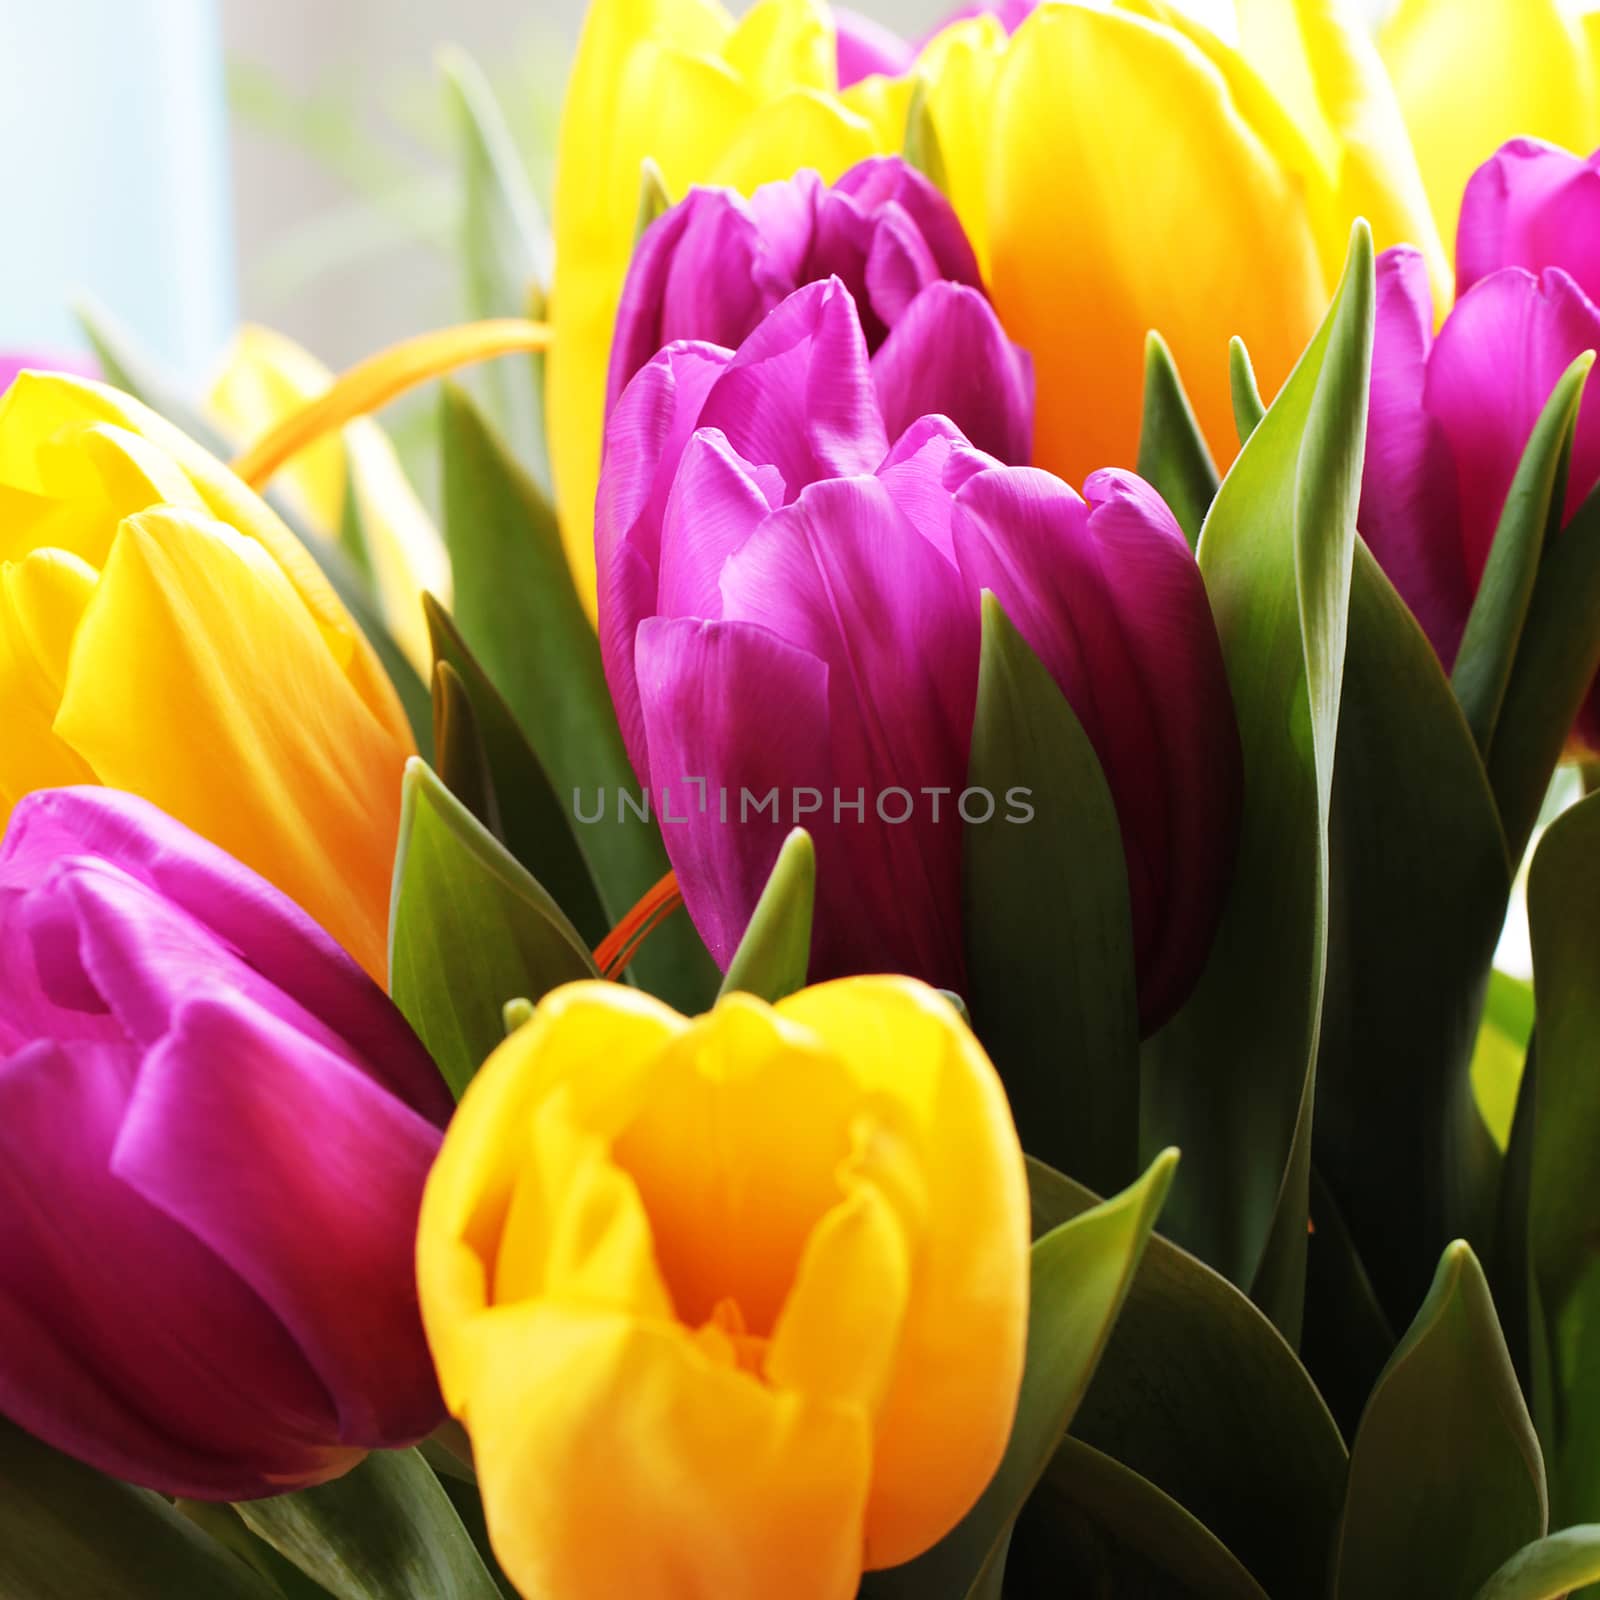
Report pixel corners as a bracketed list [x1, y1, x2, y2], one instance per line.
[10, 0, 1600, 1597]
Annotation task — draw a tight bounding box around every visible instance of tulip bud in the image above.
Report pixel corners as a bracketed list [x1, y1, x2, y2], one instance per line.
[0, 788, 451, 1499]
[416, 976, 1029, 1600]
[598, 277, 1239, 1026]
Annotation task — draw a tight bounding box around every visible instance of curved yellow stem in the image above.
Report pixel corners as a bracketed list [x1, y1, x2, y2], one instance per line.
[230, 319, 551, 489]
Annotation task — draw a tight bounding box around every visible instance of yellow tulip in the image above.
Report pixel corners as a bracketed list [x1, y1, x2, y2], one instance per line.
[416, 976, 1029, 1600]
[1379, 0, 1600, 251]
[210, 325, 451, 677]
[547, 0, 896, 616]
[0, 371, 413, 983]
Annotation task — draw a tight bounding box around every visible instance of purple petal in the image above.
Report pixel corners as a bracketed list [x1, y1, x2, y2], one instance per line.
[1425, 266, 1600, 590]
[1457, 139, 1600, 305]
[876, 415, 1000, 561]
[1360, 247, 1473, 668]
[112, 993, 444, 1450]
[871, 282, 1034, 465]
[0, 1036, 348, 1499]
[831, 157, 983, 290]
[697, 278, 889, 496]
[635, 616, 832, 968]
[833, 6, 915, 87]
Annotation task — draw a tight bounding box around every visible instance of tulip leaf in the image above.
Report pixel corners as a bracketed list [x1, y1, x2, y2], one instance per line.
[635, 156, 671, 242]
[177, 1503, 334, 1600]
[438, 382, 718, 1012]
[860, 1152, 1177, 1600]
[1137, 329, 1219, 547]
[1029, 1158, 1349, 1598]
[74, 297, 435, 758]
[1454, 352, 1592, 756]
[717, 827, 815, 1002]
[902, 80, 950, 195]
[439, 45, 550, 486]
[433, 660, 501, 837]
[1473, 1528, 1600, 1600]
[1332, 1241, 1547, 1600]
[1228, 335, 1265, 443]
[0, 1415, 277, 1600]
[1311, 542, 1509, 1330]
[425, 595, 608, 945]
[1526, 793, 1600, 1525]
[236, 1448, 501, 1600]
[1487, 487, 1600, 864]
[963, 593, 1140, 1199]
[1006, 1437, 1270, 1599]
[390, 756, 598, 1096]
[1142, 224, 1373, 1338]
[1473, 969, 1536, 1152]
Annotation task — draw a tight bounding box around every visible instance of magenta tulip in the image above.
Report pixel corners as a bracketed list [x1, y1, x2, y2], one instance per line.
[1361, 139, 1600, 751]
[597, 277, 1239, 1029]
[607, 156, 1033, 466]
[0, 788, 452, 1500]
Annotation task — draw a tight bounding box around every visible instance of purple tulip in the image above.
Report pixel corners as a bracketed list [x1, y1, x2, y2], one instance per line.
[0, 788, 452, 1500]
[607, 156, 1033, 466]
[598, 277, 1239, 1028]
[1361, 139, 1600, 752]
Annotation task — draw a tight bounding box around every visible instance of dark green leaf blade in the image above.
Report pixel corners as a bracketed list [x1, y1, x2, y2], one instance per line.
[389, 757, 597, 1096]
[964, 594, 1140, 1199]
[1332, 1242, 1547, 1600]
[433, 660, 502, 837]
[236, 1449, 501, 1600]
[1137, 329, 1219, 547]
[861, 1152, 1177, 1600]
[717, 827, 815, 1002]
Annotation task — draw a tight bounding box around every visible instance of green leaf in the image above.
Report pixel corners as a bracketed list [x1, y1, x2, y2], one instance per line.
[1454, 353, 1593, 754]
[635, 156, 670, 242]
[1030, 1160, 1348, 1598]
[439, 45, 550, 485]
[433, 660, 501, 836]
[1527, 794, 1600, 1524]
[425, 596, 608, 945]
[1142, 223, 1373, 1337]
[502, 996, 535, 1034]
[1474, 1528, 1600, 1600]
[717, 827, 814, 1002]
[1312, 542, 1509, 1328]
[178, 1503, 334, 1600]
[963, 594, 1140, 1199]
[1228, 335, 1265, 443]
[74, 297, 435, 758]
[860, 1153, 1177, 1600]
[236, 1449, 502, 1600]
[1137, 330, 1219, 547]
[1473, 970, 1535, 1152]
[389, 757, 597, 1096]
[1333, 1242, 1546, 1599]
[0, 1415, 277, 1600]
[902, 79, 950, 195]
[437, 381, 717, 1010]
[1488, 489, 1600, 864]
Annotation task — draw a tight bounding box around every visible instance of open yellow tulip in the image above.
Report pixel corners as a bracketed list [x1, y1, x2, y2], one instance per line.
[416, 976, 1029, 1600]
[0, 372, 413, 983]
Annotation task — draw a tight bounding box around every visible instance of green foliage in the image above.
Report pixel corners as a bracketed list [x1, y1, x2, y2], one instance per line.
[718, 828, 816, 1002]
[1137, 329, 1219, 546]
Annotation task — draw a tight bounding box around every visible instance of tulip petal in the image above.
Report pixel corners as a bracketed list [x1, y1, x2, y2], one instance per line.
[875, 414, 998, 561]
[634, 615, 832, 969]
[832, 155, 984, 291]
[870, 281, 1033, 464]
[112, 993, 444, 1447]
[1360, 247, 1471, 668]
[706, 85, 879, 193]
[1457, 138, 1600, 307]
[53, 508, 410, 984]
[1380, 0, 1598, 249]
[776, 975, 1027, 1568]
[833, 6, 914, 86]
[0, 1036, 347, 1499]
[1424, 267, 1600, 589]
[466, 1303, 870, 1600]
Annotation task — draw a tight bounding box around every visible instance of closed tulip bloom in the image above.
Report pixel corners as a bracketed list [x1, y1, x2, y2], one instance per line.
[609, 156, 1032, 463]
[1361, 143, 1600, 752]
[416, 976, 1028, 1600]
[0, 788, 452, 1499]
[599, 277, 1238, 1026]
[0, 372, 413, 982]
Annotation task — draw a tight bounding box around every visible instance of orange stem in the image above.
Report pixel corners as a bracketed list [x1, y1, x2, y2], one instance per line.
[593, 871, 684, 979]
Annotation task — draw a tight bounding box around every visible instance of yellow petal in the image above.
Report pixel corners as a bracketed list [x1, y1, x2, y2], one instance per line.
[987, 2, 1329, 483]
[917, 15, 1009, 271]
[0, 550, 98, 826]
[53, 508, 410, 983]
[776, 977, 1028, 1569]
[723, 0, 835, 96]
[1380, 0, 1599, 247]
[707, 87, 880, 190]
[466, 1304, 870, 1600]
[838, 70, 918, 156]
